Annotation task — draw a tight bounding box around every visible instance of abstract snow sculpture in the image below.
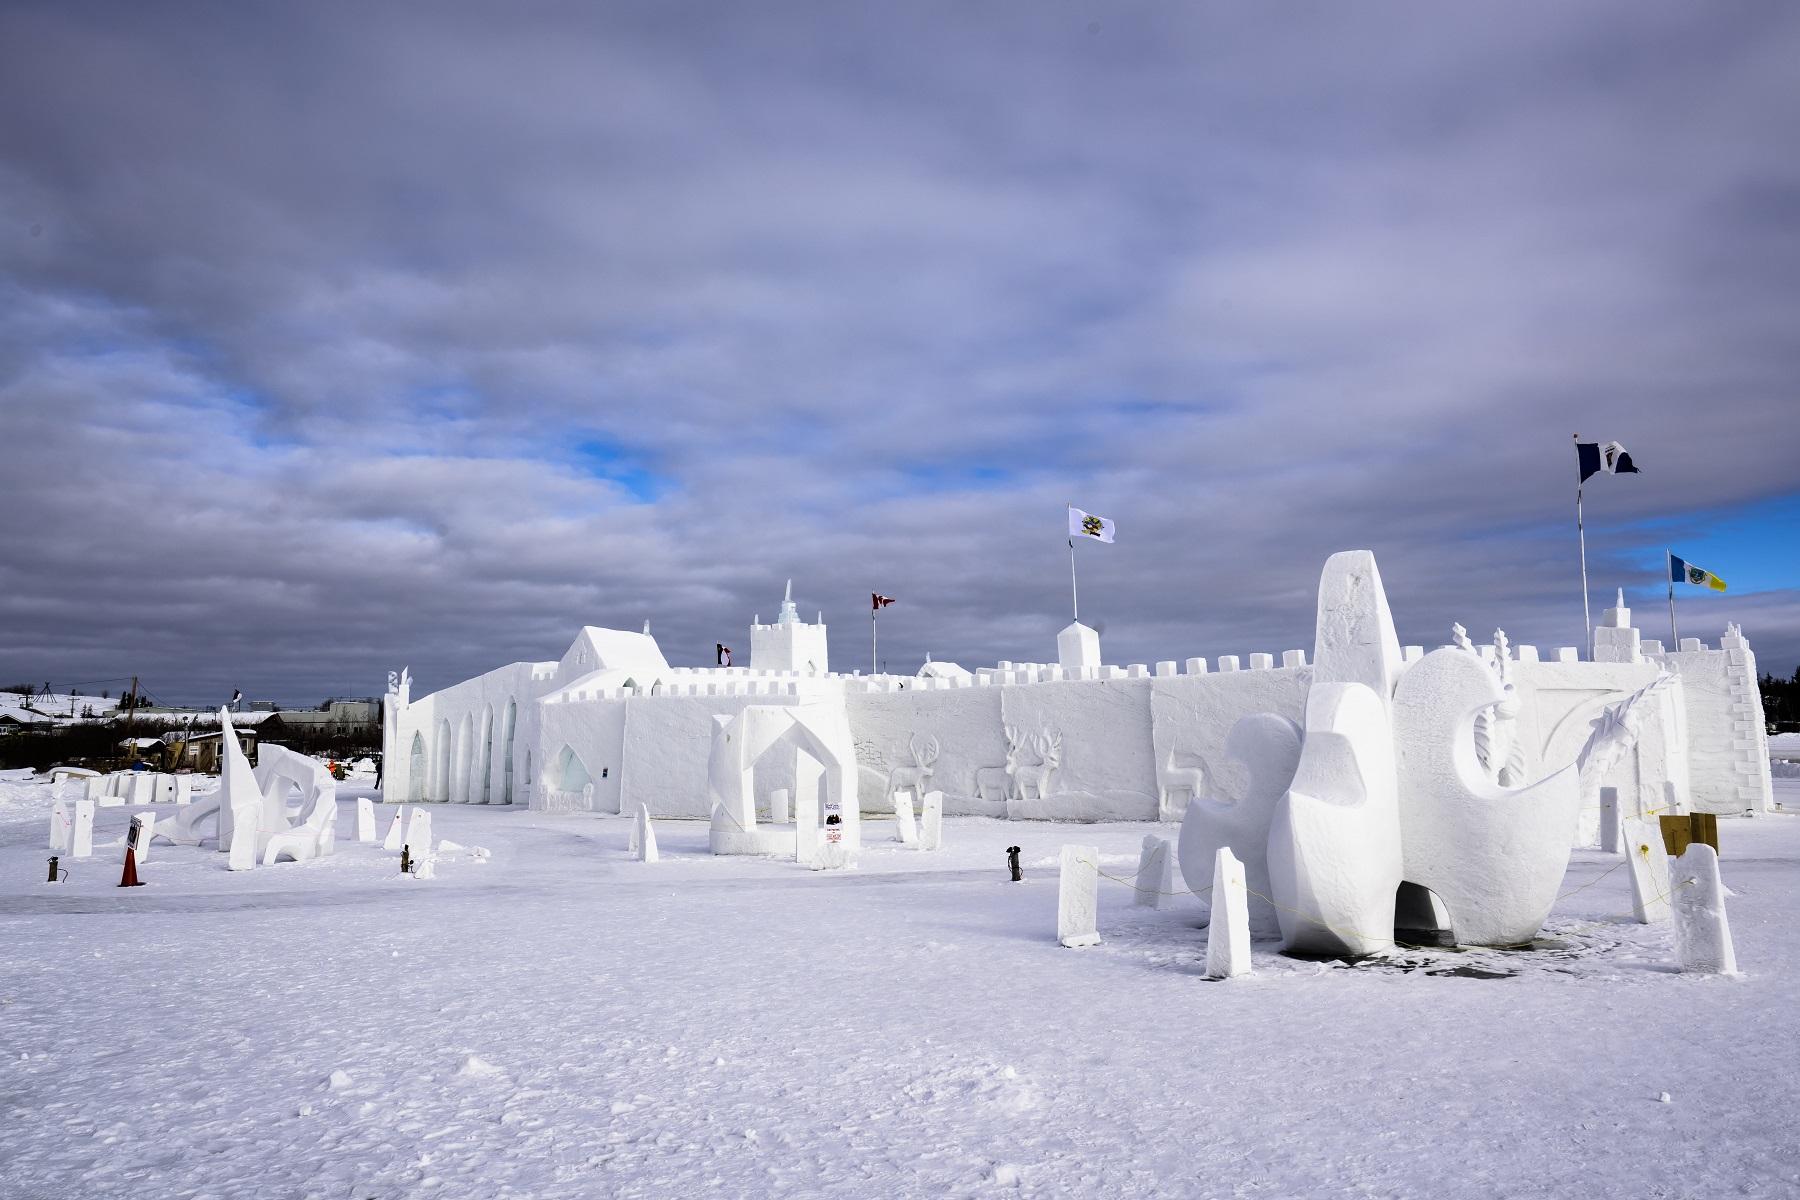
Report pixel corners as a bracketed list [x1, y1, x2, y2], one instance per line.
[920, 791, 943, 851]
[1671, 843, 1737, 974]
[1057, 845, 1101, 948]
[886, 735, 939, 805]
[1134, 835, 1172, 909]
[1266, 682, 1402, 957]
[1622, 817, 1672, 923]
[1204, 847, 1252, 979]
[633, 803, 659, 863]
[216, 709, 264, 870]
[1311, 550, 1405, 708]
[1392, 647, 1583, 948]
[261, 782, 338, 865]
[894, 794, 919, 845]
[1177, 712, 1303, 937]
[709, 704, 859, 856]
[70, 799, 95, 859]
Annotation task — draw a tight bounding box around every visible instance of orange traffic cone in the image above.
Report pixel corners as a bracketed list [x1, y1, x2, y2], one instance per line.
[118, 846, 145, 888]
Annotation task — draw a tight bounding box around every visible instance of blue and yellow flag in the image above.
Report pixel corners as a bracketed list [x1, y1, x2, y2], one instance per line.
[1670, 554, 1727, 592]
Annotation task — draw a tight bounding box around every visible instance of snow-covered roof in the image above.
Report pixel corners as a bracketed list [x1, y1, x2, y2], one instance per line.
[558, 627, 671, 681]
[917, 661, 972, 681]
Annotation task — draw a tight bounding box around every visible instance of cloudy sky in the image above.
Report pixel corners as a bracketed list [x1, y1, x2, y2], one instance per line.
[2, 1, 1796, 705]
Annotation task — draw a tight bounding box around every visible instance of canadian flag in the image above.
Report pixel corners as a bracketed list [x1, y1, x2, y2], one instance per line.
[872, 594, 896, 612]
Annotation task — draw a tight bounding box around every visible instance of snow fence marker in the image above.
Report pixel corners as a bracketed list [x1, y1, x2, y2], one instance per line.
[895, 794, 919, 846]
[1134, 835, 1172, 909]
[634, 803, 659, 863]
[1622, 818, 1671, 923]
[383, 807, 405, 851]
[70, 800, 94, 860]
[1057, 845, 1101, 948]
[919, 791, 943, 852]
[1598, 787, 1620, 854]
[1204, 847, 1252, 979]
[1671, 843, 1737, 975]
[355, 796, 376, 843]
[49, 800, 70, 853]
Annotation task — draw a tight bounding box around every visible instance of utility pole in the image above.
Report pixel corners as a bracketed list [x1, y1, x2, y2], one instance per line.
[123, 676, 139, 767]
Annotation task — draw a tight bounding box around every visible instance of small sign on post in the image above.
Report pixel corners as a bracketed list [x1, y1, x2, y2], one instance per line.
[1659, 813, 1720, 859]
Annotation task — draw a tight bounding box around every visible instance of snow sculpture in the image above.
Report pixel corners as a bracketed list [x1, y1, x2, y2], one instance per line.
[1266, 682, 1402, 957]
[970, 732, 1021, 805]
[260, 783, 337, 865]
[920, 790, 943, 851]
[1157, 749, 1205, 822]
[1134, 835, 1172, 909]
[1392, 647, 1584, 947]
[894, 794, 919, 845]
[1311, 550, 1405, 709]
[50, 800, 70, 852]
[886, 735, 939, 806]
[1010, 730, 1061, 807]
[1671, 843, 1737, 974]
[769, 787, 789, 824]
[1204, 847, 1252, 979]
[216, 710, 263, 870]
[356, 796, 377, 843]
[383, 808, 406, 851]
[1057, 845, 1101, 948]
[1177, 712, 1302, 936]
[70, 799, 95, 859]
[633, 803, 659, 863]
[708, 704, 859, 856]
[1622, 817, 1671, 923]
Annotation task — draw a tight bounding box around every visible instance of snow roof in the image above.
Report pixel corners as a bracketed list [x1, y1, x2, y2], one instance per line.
[917, 661, 972, 680]
[558, 627, 671, 682]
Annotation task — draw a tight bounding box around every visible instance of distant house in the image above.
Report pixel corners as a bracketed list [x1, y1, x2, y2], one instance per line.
[161, 727, 259, 771]
[269, 697, 381, 735]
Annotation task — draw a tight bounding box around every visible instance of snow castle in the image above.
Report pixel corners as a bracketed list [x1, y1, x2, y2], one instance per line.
[382, 553, 1774, 844]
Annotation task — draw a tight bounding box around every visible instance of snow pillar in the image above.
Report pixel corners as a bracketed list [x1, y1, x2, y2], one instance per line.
[1057, 845, 1102, 948]
[1671, 843, 1737, 974]
[50, 800, 70, 852]
[1134, 835, 1171, 909]
[1622, 818, 1671, 923]
[895, 794, 919, 846]
[71, 800, 95, 859]
[770, 787, 790, 825]
[1599, 787, 1621, 854]
[795, 784, 819, 866]
[920, 791, 943, 851]
[404, 808, 433, 860]
[1205, 847, 1252, 980]
[383, 807, 406, 851]
[356, 796, 376, 844]
[634, 803, 659, 863]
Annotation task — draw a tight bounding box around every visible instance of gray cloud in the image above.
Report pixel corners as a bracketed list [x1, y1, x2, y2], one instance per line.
[1, 1, 1796, 703]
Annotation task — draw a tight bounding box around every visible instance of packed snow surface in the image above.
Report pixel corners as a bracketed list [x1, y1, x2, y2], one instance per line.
[3, 770, 1799, 1198]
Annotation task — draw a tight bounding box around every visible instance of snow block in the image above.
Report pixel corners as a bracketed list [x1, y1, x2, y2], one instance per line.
[795, 783, 819, 866]
[356, 797, 376, 844]
[1599, 786, 1620, 854]
[1205, 847, 1252, 979]
[1057, 845, 1102, 948]
[129, 813, 155, 865]
[895, 794, 919, 846]
[71, 799, 95, 859]
[50, 800, 70, 852]
[83, 776, 105, 803]
[404, 807, 433, 859]
[634, 803, 659, 863]
[128, 773, 154, 806]
[1622, 818, 1671, 923]
[920, 790, 943, 852]
[383, 808, 405, 852]
[770, 787, 790, 824]
[1671, 843, 1737, 974]
[1134, 835, 1171, 909]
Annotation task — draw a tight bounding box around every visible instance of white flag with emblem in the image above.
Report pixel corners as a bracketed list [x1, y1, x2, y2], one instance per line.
[1068, 506, 1115, 543]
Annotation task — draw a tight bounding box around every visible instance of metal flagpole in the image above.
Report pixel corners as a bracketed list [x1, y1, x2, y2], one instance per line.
[871, 605, 878, 676]
[1575, 436, 1591, 660]
[1666, 549, 1679, 647]
[1068, 538, 1079, 621]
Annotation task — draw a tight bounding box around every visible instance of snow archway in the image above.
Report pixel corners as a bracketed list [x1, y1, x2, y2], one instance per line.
[453, 713, 474, 803]
[536, 744, 594, 812]
[433, 719, 452, 802]
[408, 732, 427, 803]
[707, 704, 859, 855]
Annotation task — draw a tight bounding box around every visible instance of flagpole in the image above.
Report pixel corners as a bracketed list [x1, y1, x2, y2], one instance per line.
[1068, 538, 1079, 622]
[1666, 549, 1679, 647]
[1575, 435, 1591, 660]
[871, 605, 878, 676]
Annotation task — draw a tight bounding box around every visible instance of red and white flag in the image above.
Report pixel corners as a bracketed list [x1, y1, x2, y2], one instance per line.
[872, 593, 896, 611]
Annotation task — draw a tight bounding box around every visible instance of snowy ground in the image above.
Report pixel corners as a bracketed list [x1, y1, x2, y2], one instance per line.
[3, 773, 1798, 1199]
